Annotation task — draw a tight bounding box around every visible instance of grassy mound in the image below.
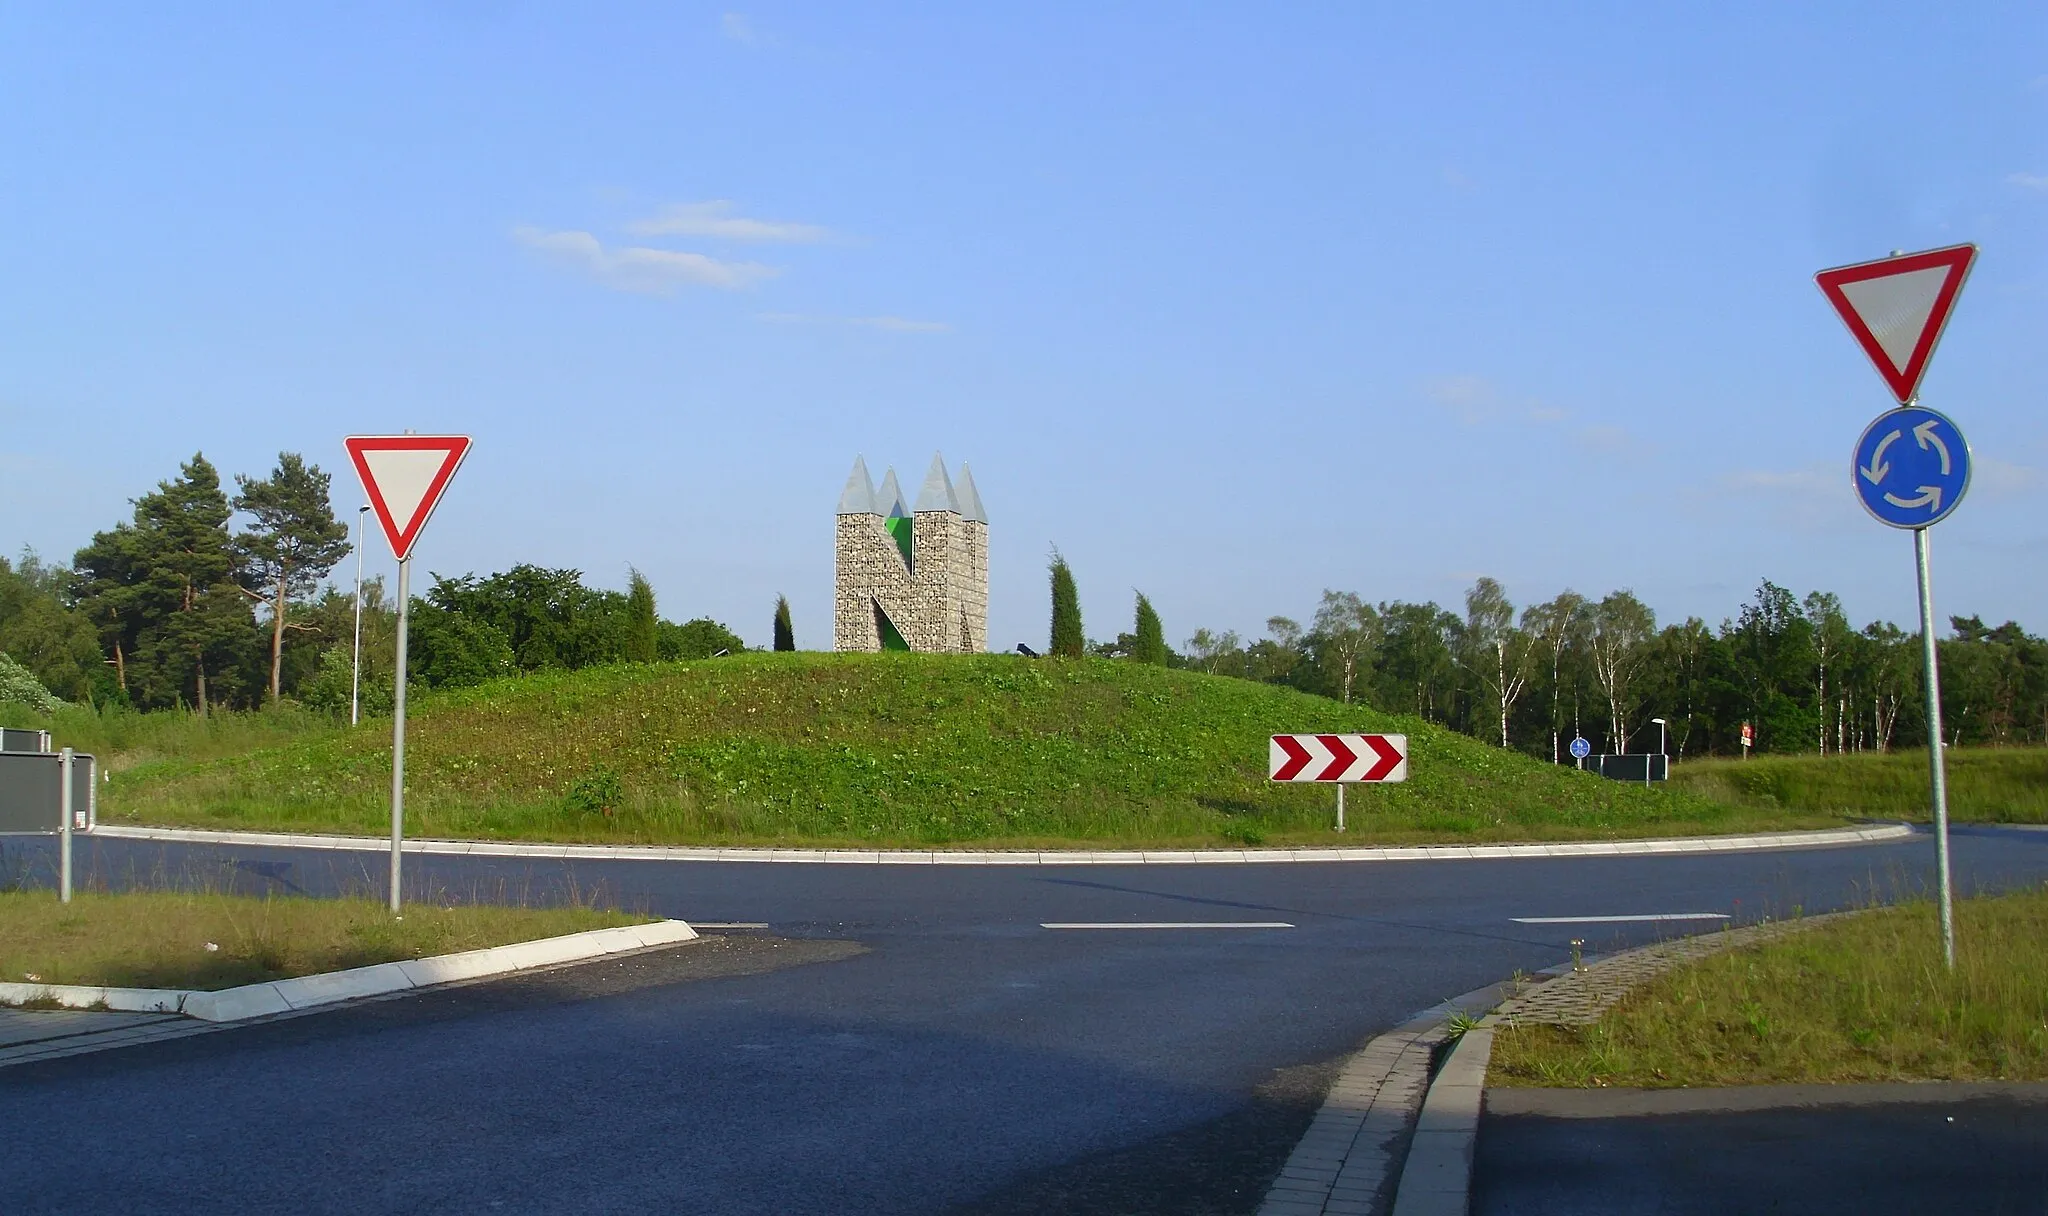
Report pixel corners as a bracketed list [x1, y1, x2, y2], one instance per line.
[104, 654, 1829, 848]
[1670, 748, 2048, 823]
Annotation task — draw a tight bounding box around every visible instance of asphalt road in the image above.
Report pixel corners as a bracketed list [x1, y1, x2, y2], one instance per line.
[2, 826, 2045, 1215]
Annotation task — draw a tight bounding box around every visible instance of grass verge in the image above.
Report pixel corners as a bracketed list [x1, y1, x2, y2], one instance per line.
[84, 653, 1850, 849]
[0, 890, 649, 993]
[1489, 885, 2048, 1088]
[1670, 747, 2048, 823]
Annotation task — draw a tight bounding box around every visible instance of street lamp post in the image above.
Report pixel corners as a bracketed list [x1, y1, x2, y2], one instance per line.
[351, 504, 371, 726]
[1649, 717, 1667, 788]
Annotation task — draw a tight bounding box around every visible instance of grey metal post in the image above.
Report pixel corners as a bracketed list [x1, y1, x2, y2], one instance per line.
[1913, 527, 1955, 968]
[388, 556, 411, 914]
[351, 504, 370, 726]
[1335, 783, 1346, 833]
[58, 748, 74, 903]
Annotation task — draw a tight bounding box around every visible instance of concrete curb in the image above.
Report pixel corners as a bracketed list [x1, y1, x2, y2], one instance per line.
[91, 822, 1916, 866]
[1255, 983, 1512, 1216]
[1389, 1025, 1494, 1216]
[0, 920, 697, 1022]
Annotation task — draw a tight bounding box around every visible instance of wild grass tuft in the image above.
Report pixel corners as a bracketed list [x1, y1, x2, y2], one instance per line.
[1490, 884, 2048, 1088]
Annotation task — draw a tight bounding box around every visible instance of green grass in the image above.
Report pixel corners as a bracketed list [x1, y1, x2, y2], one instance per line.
[1671, 747, 2048, 823]
[1489, 885, 2048, 1088]
[78, 653, 1834, 848]
[0, 890, 648, 993]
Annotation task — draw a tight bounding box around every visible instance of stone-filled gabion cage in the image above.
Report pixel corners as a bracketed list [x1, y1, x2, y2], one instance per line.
[834, 455, 988, 653]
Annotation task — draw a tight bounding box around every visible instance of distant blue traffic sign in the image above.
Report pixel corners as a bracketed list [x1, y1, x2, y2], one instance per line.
[1853, 406, 1970, 530]
[1569, 737, 1591, 760]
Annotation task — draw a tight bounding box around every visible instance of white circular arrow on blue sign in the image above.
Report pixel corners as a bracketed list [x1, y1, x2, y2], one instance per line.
[1852, 406, 1970, 529]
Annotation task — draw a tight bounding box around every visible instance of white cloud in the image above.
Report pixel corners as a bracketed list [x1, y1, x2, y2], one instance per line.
[721, 13, 758, 44]
[756, 312, 951, 334]
[1424, 374, 1498, 424]
[2008, 172, 2048, 194]
[1976, 457, 2042, 496]
[1424, 374, 1576, 428]
[626, 201, 830, 244]
[512, 226, 777, 293]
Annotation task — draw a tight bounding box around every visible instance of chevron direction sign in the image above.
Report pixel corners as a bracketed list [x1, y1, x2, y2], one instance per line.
[1269, 734, 1408, 783]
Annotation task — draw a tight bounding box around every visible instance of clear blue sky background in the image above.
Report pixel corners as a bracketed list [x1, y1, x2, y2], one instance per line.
[3, 3, 2044, 651]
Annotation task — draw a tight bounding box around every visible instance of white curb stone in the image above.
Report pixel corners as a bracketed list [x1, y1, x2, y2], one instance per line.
[93, 823, 1915, 866]
[3, 920, 697, 1024]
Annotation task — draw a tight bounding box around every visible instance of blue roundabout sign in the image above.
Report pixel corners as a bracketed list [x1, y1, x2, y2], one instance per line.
[1852, 406, 1970, 530]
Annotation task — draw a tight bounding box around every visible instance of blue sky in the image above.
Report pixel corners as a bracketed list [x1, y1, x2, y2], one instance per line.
[3, 3, 2044, 651]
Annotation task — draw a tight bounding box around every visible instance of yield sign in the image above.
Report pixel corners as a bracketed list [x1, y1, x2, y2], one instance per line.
[1815, 244, 1976, 404]
[1269, 734, 1408, 783]
[345, 435, 472, 560]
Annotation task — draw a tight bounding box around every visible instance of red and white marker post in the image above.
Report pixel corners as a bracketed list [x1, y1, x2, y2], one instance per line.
[1268, 733, 1407, 832]
[345, 435, 472, 913]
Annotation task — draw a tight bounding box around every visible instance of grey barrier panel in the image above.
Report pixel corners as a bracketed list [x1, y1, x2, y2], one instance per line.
[1580, 754, 1669, 783]
[0, 751, 95, 833]
[0, 728, 51, 754]
[0, 752, 63, 833]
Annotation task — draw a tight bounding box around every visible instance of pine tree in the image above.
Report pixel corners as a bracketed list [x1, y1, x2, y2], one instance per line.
[625, 568, 658, 662]
[126, 454, 253, 715]
[1049, 553, 1083, 658]
[1132, 593, 1167, 665]
[773, 595, 795, 651]
[234, 453, 352, 703]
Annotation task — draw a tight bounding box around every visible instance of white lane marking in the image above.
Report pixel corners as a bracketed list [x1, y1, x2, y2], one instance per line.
[690, 922, 770, 929]
[1511, 913, 1730, 924]
[1040, 921, 1295, 930]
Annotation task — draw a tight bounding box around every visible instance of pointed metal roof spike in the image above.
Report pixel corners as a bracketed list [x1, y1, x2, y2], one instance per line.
[914, 452, 959, 514]
[876, 469, 910, 519]
[836, 455, 877, 515]
[954, 462, 988, 524]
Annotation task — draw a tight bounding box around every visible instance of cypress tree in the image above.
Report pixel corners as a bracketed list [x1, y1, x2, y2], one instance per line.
[625, 568, 658, 662]
[1132, 593, 1167, 665]
[1049, 553, 1083, 658]
[773, 595, 795, 652]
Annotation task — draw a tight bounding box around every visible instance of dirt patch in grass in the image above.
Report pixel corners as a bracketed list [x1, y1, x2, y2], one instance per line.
[1490, 885, 2048, 1088]
[0, 890, 650, 993]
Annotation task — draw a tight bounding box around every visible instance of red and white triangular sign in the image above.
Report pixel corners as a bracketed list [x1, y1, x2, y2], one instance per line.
[1815, 243, 1975, 404]
[344, 435, 471, 560]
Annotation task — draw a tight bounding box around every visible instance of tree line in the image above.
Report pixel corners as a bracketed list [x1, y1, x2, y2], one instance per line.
[0, 453, 746, 716]
[1060, 564, 2047, 758]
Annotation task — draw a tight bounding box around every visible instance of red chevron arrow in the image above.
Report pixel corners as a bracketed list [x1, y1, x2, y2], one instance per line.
[1272, 735, 1314, 781]
[1362, 734, 1404, 781]
[1316, 734, 1358, 781]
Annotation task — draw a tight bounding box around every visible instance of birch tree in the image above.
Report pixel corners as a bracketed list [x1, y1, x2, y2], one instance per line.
[1309, 590, 1380, 704]
[1460, 577, 1534, 749]
[1522, 590, 1587, 762]
[1588, 590, 1655, 753]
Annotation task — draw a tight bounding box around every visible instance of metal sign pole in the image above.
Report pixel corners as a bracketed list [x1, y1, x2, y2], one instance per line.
[1912, 527, 1955, 968]
[58, 748, 74, 904]
[1335, 784, 1346, 833]
[389, 556, 411, 915]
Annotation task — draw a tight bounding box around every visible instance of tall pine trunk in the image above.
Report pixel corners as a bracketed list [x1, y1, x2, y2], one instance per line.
[270, 571, 289, 703]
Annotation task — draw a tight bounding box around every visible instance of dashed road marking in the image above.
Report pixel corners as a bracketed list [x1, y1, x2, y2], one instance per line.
[1040, 921, 1295, 930]
[1511, 912, 1730, 924]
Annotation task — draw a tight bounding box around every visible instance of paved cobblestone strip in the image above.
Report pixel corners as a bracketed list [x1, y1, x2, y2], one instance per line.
[1492, 912, 1857, 1027]
[1257, 1024, 1443, 1216]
